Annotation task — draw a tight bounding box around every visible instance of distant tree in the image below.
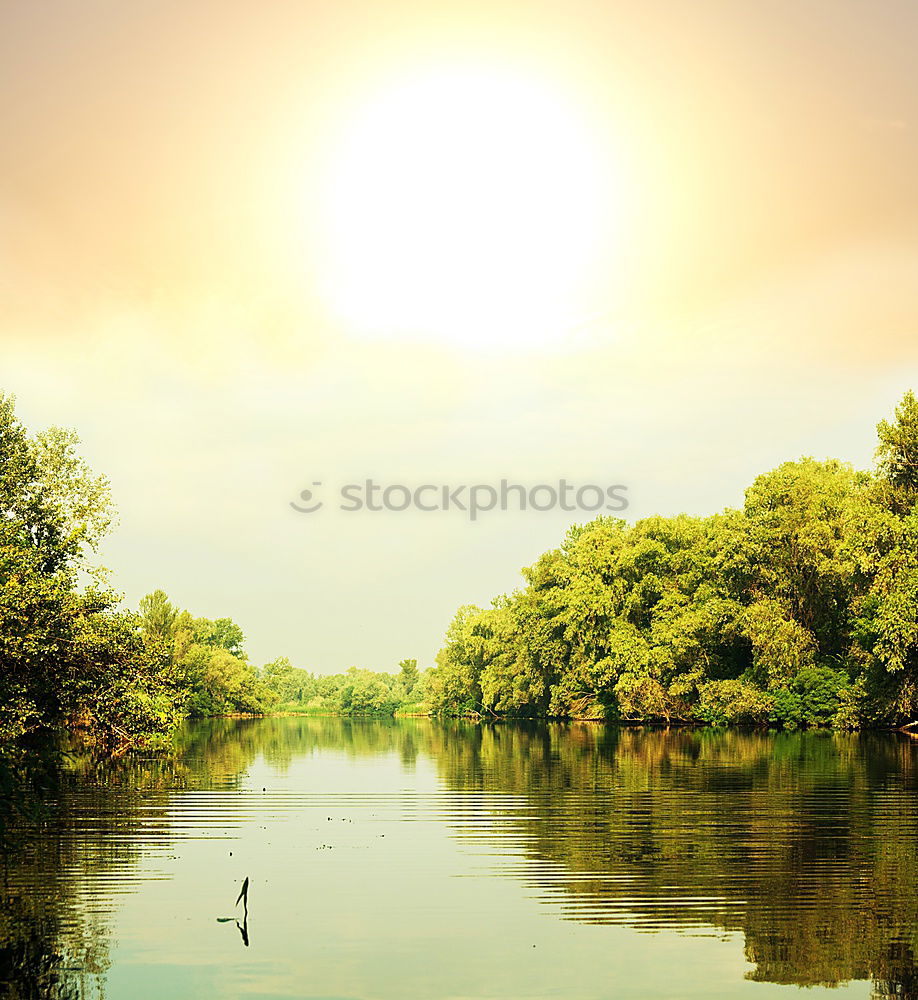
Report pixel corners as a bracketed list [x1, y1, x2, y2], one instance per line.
[261, 657, 315, 703]
[139, 589, 178, 641]
[399, 658, 419, 693]
[192, 616, 245, 656]
[339, 669, 400, 716]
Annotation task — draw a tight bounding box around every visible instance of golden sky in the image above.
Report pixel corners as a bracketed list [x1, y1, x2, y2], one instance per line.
[2, 0, 917, 669]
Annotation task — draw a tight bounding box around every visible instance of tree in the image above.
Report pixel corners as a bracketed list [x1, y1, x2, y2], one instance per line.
[192, 616, 245, 656]
[261, 657, 315, 703]
[432, 391, 918, 727]
[0, 393, 71, 574]
[399, 658, 419, 693]
[876, 390, 918, 512]
[1, 394, 176, 748]
[427, 605, 489, 715]
[139, 590, 178, 641]
[742, 458, 875, 654]
[32, 425, 116, 582]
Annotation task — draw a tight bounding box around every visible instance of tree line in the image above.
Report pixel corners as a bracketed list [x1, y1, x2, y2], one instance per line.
[137, 588, 426, 722]
[0, 391, 420, 761]
[3, 389, 918, 755]
[426, 391, 918, 728]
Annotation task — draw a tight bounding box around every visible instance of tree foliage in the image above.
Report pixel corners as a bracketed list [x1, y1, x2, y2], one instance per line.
[5, 389, 918, 747]
[876, 389, 918, 511]
[1, 393, 173, 750]
[0, 395, 273, 754]
[260, 661, 427, 717]
[429, 392, 918, 729]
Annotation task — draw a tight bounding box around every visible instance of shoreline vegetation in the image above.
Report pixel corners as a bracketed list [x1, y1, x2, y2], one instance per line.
[2, 389, 918, 768]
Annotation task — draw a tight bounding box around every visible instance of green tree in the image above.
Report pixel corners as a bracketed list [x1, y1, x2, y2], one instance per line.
[139, 589, 178, 642]
[261, 657, 316, 703]
[876, 390, 918, 511]
[399, 658, 419, 693]
[1, 394, 176, 748]
[32, 425, 116, 583]
[433, 392, 918, 727]
[191, 616, 245, 655]
[742, 458, 874, 654]
[0, 393, 71, 574]
[427, 605, 489, 715]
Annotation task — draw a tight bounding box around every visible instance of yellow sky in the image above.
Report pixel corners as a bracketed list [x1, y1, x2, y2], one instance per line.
[2, 0, 917, 669]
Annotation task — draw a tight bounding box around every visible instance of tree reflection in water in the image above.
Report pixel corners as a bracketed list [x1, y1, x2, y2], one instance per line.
[1, 719, 916, 998]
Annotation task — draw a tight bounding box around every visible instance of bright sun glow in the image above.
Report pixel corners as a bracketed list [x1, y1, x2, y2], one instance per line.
[317, 64, 620, 350]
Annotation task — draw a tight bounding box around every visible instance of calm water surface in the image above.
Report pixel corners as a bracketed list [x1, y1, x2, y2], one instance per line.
[2, 719, 917, 999]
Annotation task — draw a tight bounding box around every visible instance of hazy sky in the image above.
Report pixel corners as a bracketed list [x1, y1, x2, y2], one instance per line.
[2, 0, 917, 671]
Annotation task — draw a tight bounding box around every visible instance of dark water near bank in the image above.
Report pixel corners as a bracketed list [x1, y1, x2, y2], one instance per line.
[2, 719, 918, 998]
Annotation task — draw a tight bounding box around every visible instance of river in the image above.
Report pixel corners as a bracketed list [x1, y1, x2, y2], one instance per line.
[2, 718, 916, 998]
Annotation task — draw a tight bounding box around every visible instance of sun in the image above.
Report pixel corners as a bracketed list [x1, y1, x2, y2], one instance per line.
[315, 63, 621, 351]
